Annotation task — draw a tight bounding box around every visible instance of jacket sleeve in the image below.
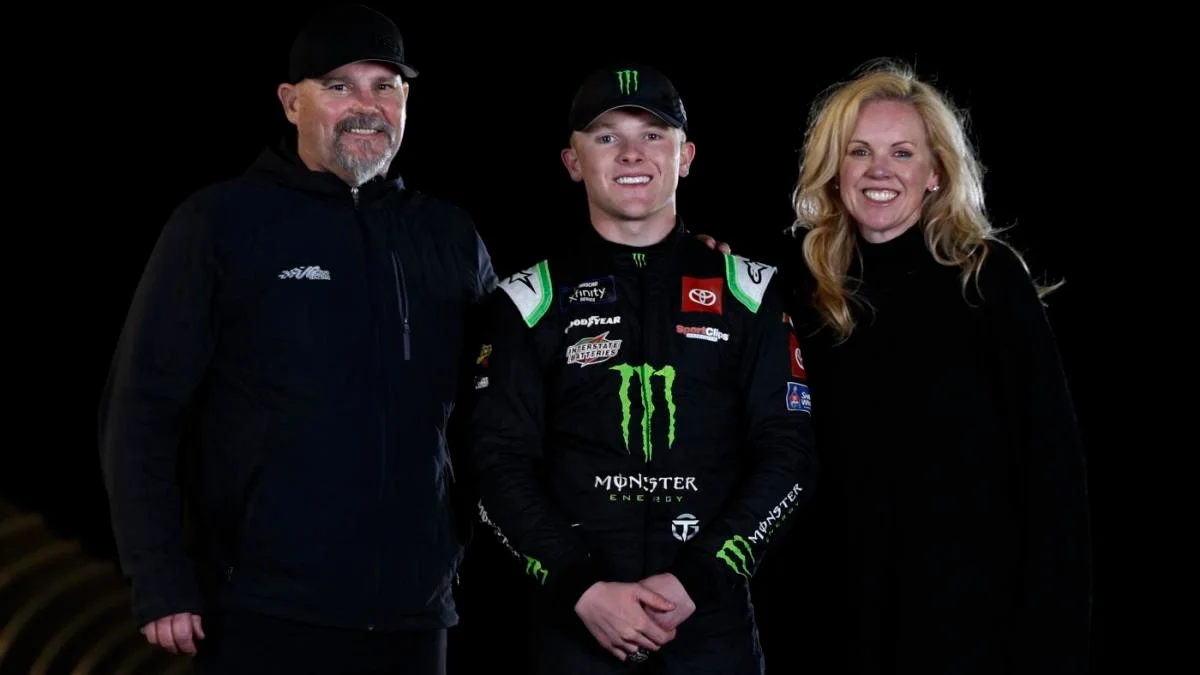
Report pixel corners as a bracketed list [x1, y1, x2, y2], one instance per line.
[667, 262, 818, 606]
[983, 244, 1092, 673]
[471, 229, 499, 302]
[97, 197, 217, 627]
[467, 278, 605, 615]
[446, 223, 499, 549]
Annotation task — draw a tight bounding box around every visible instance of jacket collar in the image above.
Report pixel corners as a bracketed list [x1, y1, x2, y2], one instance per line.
[574, 216, 690, 259]
[244, 144, 405, 205]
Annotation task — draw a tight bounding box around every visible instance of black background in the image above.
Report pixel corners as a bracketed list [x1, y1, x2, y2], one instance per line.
[3, 5, 1142, 673]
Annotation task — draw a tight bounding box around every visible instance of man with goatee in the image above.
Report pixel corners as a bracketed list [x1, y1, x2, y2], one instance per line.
[97, 5, 496, 673]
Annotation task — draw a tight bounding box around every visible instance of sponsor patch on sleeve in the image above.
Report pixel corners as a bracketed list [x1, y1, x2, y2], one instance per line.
[474, 343, 492, 389]
[787, 332, 806, 381]
[786, 382, 811, 413]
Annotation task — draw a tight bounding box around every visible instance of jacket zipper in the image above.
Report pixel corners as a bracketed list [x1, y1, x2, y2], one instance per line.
[354, 183, 383, 631]
[389, 251, 412, 360]
[636, 252, 652, 580]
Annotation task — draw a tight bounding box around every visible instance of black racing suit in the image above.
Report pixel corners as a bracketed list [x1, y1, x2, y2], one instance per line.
[467, 222, 817, 673]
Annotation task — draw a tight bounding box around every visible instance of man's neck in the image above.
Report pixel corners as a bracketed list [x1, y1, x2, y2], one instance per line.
[590, 208, 677, 248]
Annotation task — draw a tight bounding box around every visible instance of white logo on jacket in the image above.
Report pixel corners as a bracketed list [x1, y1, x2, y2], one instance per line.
[279, 266, 331, 280]
[565, 315, 621, 333]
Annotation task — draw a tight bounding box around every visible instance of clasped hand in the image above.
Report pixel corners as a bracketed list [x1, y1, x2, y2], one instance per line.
[574, 573, 696, 661]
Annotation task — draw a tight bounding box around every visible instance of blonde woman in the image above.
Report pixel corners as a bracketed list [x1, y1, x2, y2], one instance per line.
[773, 59, 1093, 674]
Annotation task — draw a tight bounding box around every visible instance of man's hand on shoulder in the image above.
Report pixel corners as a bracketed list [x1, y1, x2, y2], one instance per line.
[638, 573, 696, 632]
[574, 581, 678, 661]
[695, 234, 732, 253]
[141, 612, 205, 655]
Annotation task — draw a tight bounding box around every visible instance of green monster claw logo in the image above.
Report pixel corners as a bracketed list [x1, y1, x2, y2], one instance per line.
[616, 69, 639, 95]
[610, 364, 676, 462]
[716, 535, 755, 578]
[524, 555, 548, 585]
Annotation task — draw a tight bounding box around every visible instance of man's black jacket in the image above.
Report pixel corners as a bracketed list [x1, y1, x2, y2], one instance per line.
[466, 222, 817, 617]
[97, 146, 497, 631]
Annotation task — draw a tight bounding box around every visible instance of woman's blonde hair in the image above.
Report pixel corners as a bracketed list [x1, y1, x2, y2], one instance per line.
[791, 58, 1055, 341]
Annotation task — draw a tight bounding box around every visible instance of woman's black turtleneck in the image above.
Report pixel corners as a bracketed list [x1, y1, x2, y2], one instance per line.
[754, 224, 1092, 674]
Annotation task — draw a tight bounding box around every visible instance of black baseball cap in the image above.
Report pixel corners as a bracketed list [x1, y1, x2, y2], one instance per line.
[568, 64, 687, 132]
[288, 3, 418, 83]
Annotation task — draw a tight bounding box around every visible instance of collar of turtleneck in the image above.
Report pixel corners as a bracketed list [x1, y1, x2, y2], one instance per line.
[855, 223, 930, 281]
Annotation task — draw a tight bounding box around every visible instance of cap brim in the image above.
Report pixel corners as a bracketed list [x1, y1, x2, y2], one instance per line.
[575, 104, 684, 131]
[357, 57, 419, 79]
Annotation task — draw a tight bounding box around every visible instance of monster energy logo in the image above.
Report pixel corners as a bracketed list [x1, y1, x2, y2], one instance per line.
[524, 555, 548, 585]
[716, 535, 755, 578]
[610, 363, 676, 462]
[632, 253, 646, 267]
[479, 501, 550, 585]
[616, 69, 639, 95]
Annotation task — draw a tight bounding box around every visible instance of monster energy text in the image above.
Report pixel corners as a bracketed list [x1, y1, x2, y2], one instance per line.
[610, 364, 676, 462]
[595, 473, 697, 504]
[748, 482, 804, 545]
[616, 69, 639, 94]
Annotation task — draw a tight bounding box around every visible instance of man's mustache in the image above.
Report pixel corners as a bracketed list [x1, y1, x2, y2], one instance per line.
[336, 115, 394, 140]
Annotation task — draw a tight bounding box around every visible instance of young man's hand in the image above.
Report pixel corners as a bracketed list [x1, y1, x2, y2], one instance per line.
[638, 573, 696, 631]
[574, 581, 678, 661]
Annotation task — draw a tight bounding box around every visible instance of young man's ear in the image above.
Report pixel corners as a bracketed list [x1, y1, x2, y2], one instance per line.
[277, 83, 301, 125]
[561, 145, 583, 183]
[678, 138, 697, 178]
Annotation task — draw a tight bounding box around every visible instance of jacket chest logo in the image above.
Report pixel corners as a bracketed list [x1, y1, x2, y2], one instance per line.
[681, 276, 723, 314]
[561, 276, 618, 309]
[278, 265, 331, 280]
[564, 314, 621, 334]
[565, 332, 622, 367]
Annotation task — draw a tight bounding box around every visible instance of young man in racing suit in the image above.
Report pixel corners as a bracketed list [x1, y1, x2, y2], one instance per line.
[466, 63, 818, 673]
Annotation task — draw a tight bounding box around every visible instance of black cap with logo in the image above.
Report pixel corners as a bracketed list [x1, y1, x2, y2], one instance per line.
[288, 3, 418, 83]
[568, 64, 687, 132]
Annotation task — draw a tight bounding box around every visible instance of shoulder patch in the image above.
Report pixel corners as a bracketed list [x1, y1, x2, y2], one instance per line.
[724, 254, 777, 314]
[498, 260, 553, 328]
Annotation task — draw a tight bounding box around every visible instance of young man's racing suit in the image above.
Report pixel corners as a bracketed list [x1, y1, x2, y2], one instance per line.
[467, 221, 818, 673]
